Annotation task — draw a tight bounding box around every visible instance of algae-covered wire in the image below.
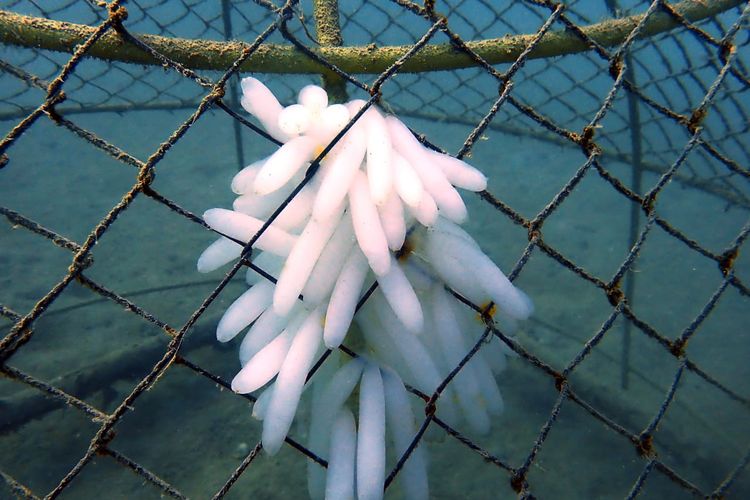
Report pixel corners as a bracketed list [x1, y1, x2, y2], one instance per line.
[0, 0, 742, 74]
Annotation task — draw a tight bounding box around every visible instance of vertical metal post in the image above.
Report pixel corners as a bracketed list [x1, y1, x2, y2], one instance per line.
[605, 0, 644, 390]
[312, 0, 348, 103]
[620, 60, 643, 390]
[221, 0, 247, 171]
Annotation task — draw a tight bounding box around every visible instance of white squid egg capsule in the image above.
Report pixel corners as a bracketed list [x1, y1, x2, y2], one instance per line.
[378, 190, 406, 251]
[197, 237, 242, 273]
[278, 104, 312, 136]
[312, 128, 366, 220]
[253, 136, 317, 196]
[262, 307, 324, 455]
[392, 152, 423, 208]
[344, 100, 375, 134]
[428, 150, 488, 192]
[382, 368, 429, 500]
[240, 77, 294, 143]
[345, 99, 367, 117]
[231, 327, 293, 394]
[252, 385, 273, 420]
[202, 208, 296, 257]
[357, 363, 386, 500]
[231, 158, 266, 195]
[323, 246, 369, 348]
[325, 409, 357, 500]
[349, 170, 391, 276]
[216, 280, 274, 343]
[364, 107, 393, 206]
[376, 254, 423, 333]
[298, 85, 328, 113]
[410, 192, 439, 227]
[310, 104, 351, 145]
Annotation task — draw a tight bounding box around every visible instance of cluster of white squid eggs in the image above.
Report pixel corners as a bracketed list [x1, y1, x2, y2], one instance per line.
[197, 78, 532, 500]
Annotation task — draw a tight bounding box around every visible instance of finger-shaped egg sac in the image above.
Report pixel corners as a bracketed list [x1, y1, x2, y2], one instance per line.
[240, 77, 295, 143]
[202, 208, 296, 256]
[349, 170, 391, 276]
[262, 307, 324, 455]
[253, 135, 317, 196]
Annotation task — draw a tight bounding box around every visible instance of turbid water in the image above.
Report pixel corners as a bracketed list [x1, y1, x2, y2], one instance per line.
[1, 1, 749, 498]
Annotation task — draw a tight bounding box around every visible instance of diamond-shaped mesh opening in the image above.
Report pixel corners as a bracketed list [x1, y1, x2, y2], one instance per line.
[515, 249, 615, 371]
[424, 433, 517, 498]
[0, 224, 76, 313]
[0, 376, 99, 493]
[626, 224, 727, 338]
[654, 368, 750, 492]
[698, 77, 750, 168]
[512, 50, 614, 132]
[123, 0, 225, 40]
[56, 453, 171, 499]
[485, 352, 565, 464]
[683, 286, 749, 395]
[111, 364, 264, 497]
[148, 113, 252, 209]
[390, 68, 498, 127]
[567, 314, 683, 431]
[541, 168, 635, 278]
[0, 49, 71, 116]
[4, 0, 102, 25]
[340, 0, 428, 46]
[638, 464, 709, 498]
[655, 153, 749, 252]
[473, 117, 586, 219]
[84, 197, 213, 326]
[1, 1, 749, 498]
[220, 440, 311, 500]
[466, 200, 530, 274]
[443, 0, 551, 40]
[525, 397, 643, 498]
[8, 281, 170, 414]
[1, 116, 137, 241]
[631, 31, 723, 118]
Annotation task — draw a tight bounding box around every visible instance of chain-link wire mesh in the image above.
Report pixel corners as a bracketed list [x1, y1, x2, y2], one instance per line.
[1, 0, 749, 498]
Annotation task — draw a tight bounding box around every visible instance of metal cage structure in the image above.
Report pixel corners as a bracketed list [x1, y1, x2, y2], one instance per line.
[1, 0, 749, 498]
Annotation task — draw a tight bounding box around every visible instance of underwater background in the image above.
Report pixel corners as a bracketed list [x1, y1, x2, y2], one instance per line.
[1, 0, 749, 498]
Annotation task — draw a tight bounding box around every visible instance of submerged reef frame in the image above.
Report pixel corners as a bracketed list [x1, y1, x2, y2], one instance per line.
[1, 0, 749, 499]
[0, 0, 744, 75]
